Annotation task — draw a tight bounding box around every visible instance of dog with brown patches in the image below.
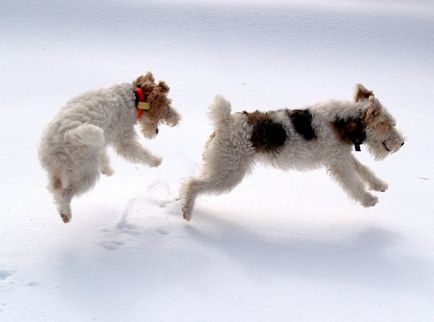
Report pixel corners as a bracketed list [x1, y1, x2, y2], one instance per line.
[179, 84, 404, 220]
[39, 72, 180, 223]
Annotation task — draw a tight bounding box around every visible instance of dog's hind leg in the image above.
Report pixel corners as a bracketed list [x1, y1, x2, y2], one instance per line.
[179, 177, 204, 220]
[180, 103, 253, 220]
[351, 155, 388, 192]
[327, 158, 378, 207]
[99, 149, 114, 176]
[54, 124, 105, 223]
[53, 166, 101, 223]
[47, 170, 72, 222]
[54, 184, 74, 223]
[48, 169, 63, 192]
[180, 156, 253, 221]
[180, 174, 242, 221]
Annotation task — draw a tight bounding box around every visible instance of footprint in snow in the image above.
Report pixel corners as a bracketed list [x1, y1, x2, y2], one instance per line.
[164, 199, 183, 217]
[98, 240, 124, 250]
[157, 199, 174, 208]
[146, 180, 182, 208]
[0, 270, 11, 281]
[156, 228, 169, 235]
[147, 180, 171, 198]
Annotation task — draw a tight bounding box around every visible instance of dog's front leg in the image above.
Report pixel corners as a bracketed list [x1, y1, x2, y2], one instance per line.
[113, 132, 162, 167]
[351, 155, 388, 192]
[327, 159, 378, 207]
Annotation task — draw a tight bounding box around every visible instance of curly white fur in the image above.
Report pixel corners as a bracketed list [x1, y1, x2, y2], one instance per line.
[39, 78, 180, 223]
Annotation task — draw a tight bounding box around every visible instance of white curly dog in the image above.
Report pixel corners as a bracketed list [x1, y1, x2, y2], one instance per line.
[180, 84, 404, 220]
[39, 72, 180, 223]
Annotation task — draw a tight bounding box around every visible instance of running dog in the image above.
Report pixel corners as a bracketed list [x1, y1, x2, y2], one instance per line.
[180, 84, 404, 220]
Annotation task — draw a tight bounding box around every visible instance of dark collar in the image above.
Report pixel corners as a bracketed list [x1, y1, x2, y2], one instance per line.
[332, 110, 366, 152]
[352, 112, 366, 152]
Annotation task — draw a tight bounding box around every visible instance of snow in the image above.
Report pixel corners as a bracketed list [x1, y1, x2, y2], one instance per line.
[1, 0, 434, 321]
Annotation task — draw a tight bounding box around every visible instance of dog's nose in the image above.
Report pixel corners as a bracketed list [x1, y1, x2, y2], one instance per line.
[401, 142, 404, 147]
[156, 128, 159, 134]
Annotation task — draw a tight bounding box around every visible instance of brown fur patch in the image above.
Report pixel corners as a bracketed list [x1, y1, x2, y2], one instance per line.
[132, 72, 172, 124]
[372, 121, 392, 135]
[361, 97, 382, 126]
[243, 110, 275, 124]
[332, 117, 366, 145]
[157, 81, 170, 93]
[53, 175, 62, 190]
[243, 111, 287, 153]
[133, 72, 155, 86]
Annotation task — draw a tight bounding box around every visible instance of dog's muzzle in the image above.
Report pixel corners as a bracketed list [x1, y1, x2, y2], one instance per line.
[382, 141, 391, 152]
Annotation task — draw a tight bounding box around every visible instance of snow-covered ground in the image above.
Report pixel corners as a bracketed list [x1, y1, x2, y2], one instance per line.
[1, 0, 434, 321]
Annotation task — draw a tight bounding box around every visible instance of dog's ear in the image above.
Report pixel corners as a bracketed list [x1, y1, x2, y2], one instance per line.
[362, 96, 382, 124]
[133, 72, 155, 88]
[143, 72, 155, 83]
[157, 81, 170, 93]
[354, 83, 374, 102]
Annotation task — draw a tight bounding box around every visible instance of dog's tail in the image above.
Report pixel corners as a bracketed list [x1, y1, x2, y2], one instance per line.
[208, 95, 232, 128]
[64, 124, 105, 150]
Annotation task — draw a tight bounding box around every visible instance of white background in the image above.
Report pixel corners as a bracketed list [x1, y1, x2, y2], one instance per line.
[1, 1, 433, 321]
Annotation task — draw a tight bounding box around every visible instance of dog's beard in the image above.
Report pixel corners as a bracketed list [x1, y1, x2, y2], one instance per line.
[367, 142, 390, 161]
[139, 119, 159, 139]
[365, 122, 405, 161]
[367, 137, 403, 160]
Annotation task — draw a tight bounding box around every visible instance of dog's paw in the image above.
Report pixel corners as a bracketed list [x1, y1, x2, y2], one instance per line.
[182, 209, 191, 221]
[181, 202, 192, 221]
[369, 180, 388, 192]
[60, 213, 71, 223]
[362, 193, 378, 207]
[56, 203, 71, 223]
[149, 157, 162, 167]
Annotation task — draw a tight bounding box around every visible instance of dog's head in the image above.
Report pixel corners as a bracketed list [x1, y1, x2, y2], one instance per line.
[133, 72, 180, 138]
[355, 84, 405, 160]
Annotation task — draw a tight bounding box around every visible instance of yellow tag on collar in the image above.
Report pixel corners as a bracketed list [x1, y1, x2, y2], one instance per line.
[137, 102, 151, 110]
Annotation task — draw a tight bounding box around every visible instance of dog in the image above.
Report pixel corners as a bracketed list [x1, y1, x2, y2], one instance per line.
[179, 84, 404, 220]
[39, 72, 180, 223]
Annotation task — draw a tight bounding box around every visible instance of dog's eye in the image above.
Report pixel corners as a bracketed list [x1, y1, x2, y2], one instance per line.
[376, 122, 391, 132]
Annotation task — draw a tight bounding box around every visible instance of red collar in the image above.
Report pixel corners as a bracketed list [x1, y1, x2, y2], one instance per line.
[134, 88, 151, 119]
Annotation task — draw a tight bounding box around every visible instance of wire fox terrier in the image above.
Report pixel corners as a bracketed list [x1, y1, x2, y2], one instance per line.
[39, 72, 180, 223]
[180, 84, 404, 220]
